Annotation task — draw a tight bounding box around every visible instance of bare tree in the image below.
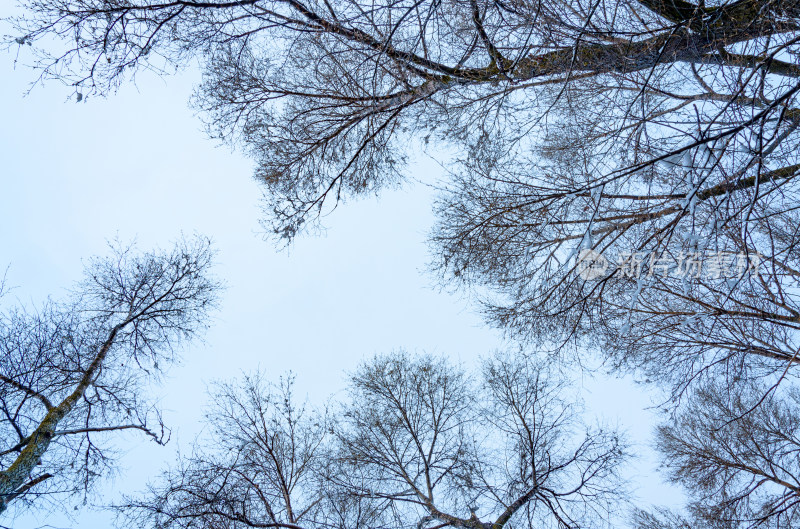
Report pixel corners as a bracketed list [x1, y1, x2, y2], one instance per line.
[123, 351, 628, 529]
[8, 0, 800, 386]
[0, 236, 220, 517]
[630, 380, 800, 529]
[5, 1, 797, 236]
[121, 372, 330, 529]
[430, 59, 800, 390]
[6, 0, 798, 407]
[8, 0, 800, 521]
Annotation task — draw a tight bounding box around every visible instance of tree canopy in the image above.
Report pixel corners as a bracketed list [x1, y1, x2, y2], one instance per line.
[9, 0, 799, 372]
[121, 352, 628, 529]
[0, 237, 220, 516]
[6, 0, 800, 526]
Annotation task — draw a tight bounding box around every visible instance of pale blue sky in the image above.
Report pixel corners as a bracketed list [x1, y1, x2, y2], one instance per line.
[1, 10, 682, 527]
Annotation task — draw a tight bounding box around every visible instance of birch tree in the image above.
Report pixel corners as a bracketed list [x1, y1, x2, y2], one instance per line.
[8, 0, 800, 522]
[0, 237, 219, 516]
[631, 380, 800, 529]
[122, 352, 628, 529]
[121, 372, 331, 529]
[8, 1, 800, 388]
[7, 1, 798, 238]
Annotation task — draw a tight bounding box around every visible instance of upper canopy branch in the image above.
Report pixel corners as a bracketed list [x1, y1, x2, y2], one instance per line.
[0, 375, 53, 411]
[14, 0, 799, 95]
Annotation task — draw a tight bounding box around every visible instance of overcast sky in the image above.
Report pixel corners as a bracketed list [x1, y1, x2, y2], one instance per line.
[1, 10, 682, 527]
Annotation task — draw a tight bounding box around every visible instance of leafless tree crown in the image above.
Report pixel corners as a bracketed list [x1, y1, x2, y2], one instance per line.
[0, 237, 220, 517]
[121, 352, 628, 529]
[7, 0, 800, 526]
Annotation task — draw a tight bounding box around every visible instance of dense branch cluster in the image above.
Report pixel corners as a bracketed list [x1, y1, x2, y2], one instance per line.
[5, 0, 800, 527]
[120, 353, 627, 529]
[0, 237, 219, 516]
[11, 1, 799, 236]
